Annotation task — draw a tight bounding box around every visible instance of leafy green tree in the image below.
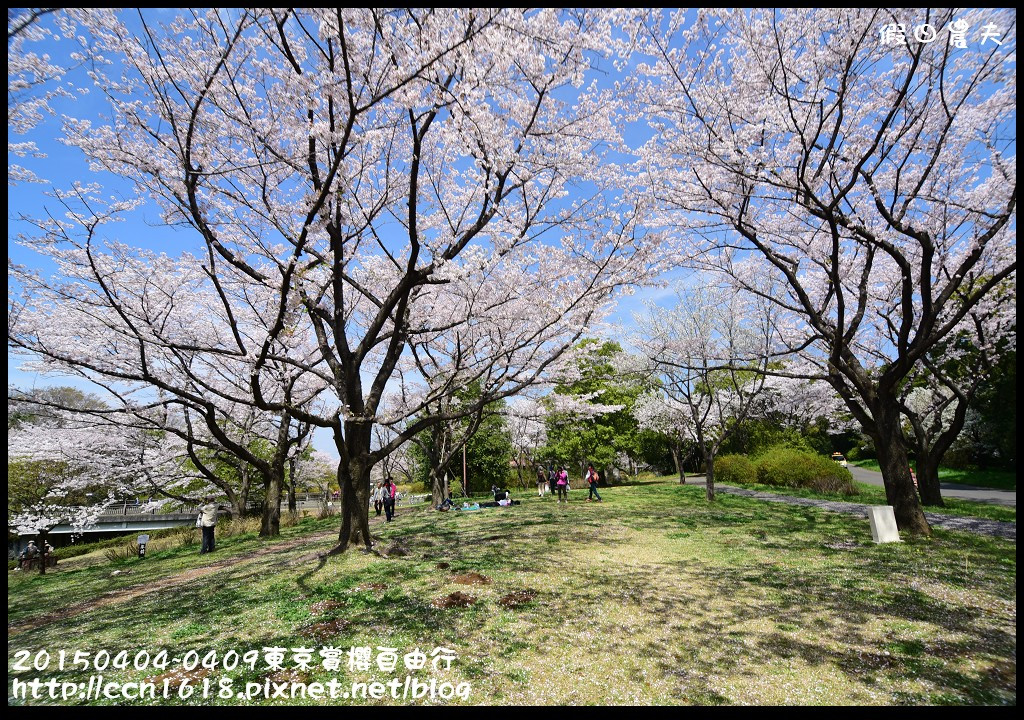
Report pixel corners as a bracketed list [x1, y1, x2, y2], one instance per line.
[540, 340, 652, 484]
[409, 382, 514, 498]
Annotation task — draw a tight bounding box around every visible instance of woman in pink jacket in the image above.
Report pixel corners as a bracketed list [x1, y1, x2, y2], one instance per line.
[556, 466, 569, 503]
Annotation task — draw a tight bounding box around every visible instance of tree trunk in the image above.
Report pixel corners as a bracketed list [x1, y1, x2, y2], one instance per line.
[430, 463, 446, 507]
[37, 529, 49, 576]
[704, 450, 715, 501]
[287, 454, 298, 513]
[236, 465, 251, 519]
[671, 440, 686, 484]
[872, 411, 931, 535]
[223, 485, 243, 520]
[915, 452, 945, 507]
[260, 467, 282, 537]
[331, 423, 373, 554]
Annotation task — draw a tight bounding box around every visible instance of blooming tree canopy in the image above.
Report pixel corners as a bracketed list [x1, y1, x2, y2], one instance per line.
[633, 8, 1016, 532]
[9, 8, 661, 554]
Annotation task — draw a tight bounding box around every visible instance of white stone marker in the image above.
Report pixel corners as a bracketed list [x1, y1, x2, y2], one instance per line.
[867, 505, 901, 544]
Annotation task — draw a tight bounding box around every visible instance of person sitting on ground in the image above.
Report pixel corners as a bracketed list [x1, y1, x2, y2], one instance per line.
[19, 541, 40, 570]
[491, 484, 510, 502]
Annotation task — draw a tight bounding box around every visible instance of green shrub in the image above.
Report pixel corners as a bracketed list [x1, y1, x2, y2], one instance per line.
[399, 481, 428, 494]
[714, 454, 757, 484]
[755, 447, 856, 494]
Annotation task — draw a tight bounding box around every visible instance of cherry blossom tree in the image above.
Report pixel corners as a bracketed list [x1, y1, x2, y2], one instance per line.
[8, 414, 185, 573]
[634, 8, 1016, 533]
[7, 8, 77, 185]
[506, 396, 549, 489]
[9, 215, 327, 536]
[10, 9, 660, 555]
[633, 285, 782, 500]
[292, 449, 341, 514]
[632, 391, 692, 484]
[899, 298, 1016, 506]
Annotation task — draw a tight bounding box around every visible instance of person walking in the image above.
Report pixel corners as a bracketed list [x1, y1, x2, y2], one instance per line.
[585, 463, 602, 502]
[536, 465, 548, 497]
[198, 494, 226, 554]
[556, 466, 569, 503]
[383, 477, 397, 522]
[373, 481, 385, 516]
[548, 465, 558, 497]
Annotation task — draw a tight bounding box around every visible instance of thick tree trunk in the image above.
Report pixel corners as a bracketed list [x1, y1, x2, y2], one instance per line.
[331, 423, 373, 554]
[259, 467, 282, 537]
[914, 451, 945, 507]
[873, 411, 931, 535]
[430, 464, 446, 507]
[704, 450, 715, 501]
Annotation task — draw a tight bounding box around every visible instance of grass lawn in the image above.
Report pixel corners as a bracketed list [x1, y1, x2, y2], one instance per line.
[851, 460, 1016, 492]
[8, 482, 1016, 706]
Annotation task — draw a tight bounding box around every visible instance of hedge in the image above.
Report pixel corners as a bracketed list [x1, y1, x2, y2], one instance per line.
[714, 454, 757, 484]
[755, 446, 856, 495]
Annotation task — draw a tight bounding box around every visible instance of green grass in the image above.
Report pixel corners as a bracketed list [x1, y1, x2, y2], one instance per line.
[851, 460, 1016, 491]
[7, 483, 1016, 706]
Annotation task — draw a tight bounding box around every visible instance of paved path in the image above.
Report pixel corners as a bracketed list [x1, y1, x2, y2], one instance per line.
[846, 465, 1016, 506]
[717, 486, 1016, 541]
[680, 474, 1016, 542]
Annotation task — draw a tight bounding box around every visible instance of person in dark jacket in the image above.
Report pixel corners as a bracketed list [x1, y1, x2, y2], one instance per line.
[383, 477, 397, 522]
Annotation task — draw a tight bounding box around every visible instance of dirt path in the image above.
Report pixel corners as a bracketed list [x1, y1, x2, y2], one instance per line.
[9, 512, 399, 637]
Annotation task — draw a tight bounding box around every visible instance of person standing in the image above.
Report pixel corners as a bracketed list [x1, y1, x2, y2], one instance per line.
[373, 481, 385, 516]
[548, 465, 558, 497]
[556, 466, 569, 503]
[585, 464, 602, 502]
[198, 494, 225, 554]
[536, 465, 548, 497]
[383, 477, 397, 522]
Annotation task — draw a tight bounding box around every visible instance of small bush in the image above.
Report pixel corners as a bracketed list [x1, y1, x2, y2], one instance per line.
[174, 526, 198, 548]
[756, 447, 856, 494]
[714, 454, 757, 484]
[281, 512, 301, 528]
[399, 481, 428, 494]
[53, 544, 95, 562]
[219, 516, 261, 537]
[104, 542, 139, 563]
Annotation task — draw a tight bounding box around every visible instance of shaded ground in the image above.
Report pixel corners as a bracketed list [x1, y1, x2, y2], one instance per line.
[717, 487, 1017, 541]
[9, 513, 394, 636]
[8, 484, 1015, 706]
